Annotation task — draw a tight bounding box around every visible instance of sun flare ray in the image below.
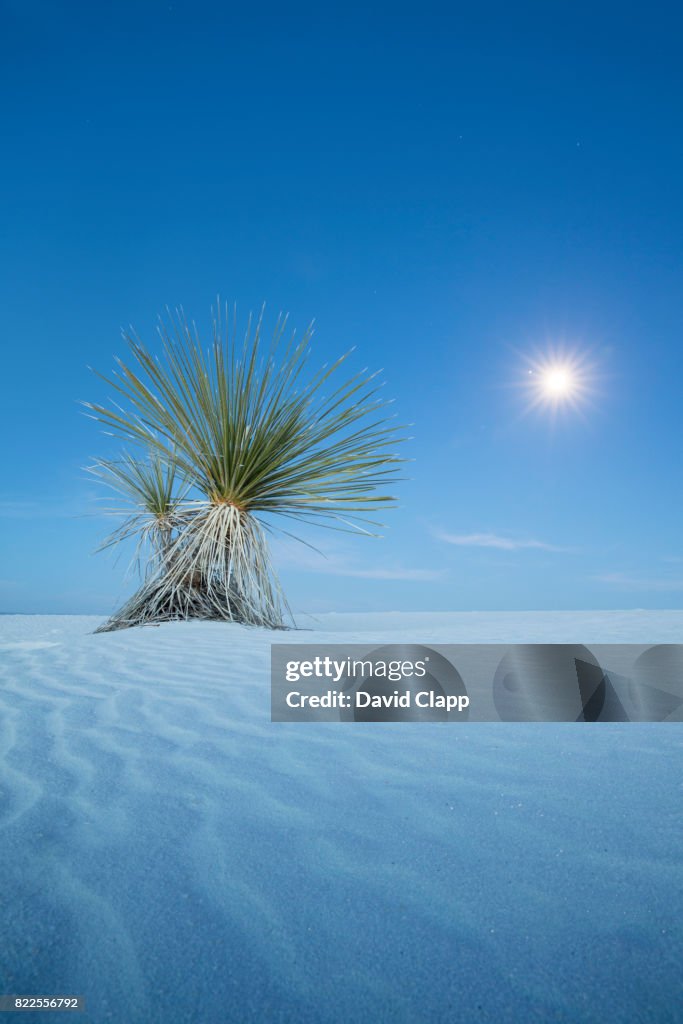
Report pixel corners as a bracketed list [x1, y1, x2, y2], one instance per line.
[519, 347, 597, 416]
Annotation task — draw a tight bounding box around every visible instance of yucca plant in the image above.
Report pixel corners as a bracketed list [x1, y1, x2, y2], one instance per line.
[86, 302, 406, 631]
[88, 452, 187, 569]
[85, 454, 203, 630]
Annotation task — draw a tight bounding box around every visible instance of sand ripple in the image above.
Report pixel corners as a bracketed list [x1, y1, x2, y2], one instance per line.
[0, 614, 681, 1022]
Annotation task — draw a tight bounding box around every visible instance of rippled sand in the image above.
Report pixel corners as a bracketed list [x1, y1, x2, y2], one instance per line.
[0, 613, 681, 1022]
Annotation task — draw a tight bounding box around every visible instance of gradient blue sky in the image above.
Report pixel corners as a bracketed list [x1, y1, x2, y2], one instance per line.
[2, 1, 682, 614]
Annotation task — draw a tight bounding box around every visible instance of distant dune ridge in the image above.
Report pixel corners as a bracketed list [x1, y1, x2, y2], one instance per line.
[0, 611, 681, 1021]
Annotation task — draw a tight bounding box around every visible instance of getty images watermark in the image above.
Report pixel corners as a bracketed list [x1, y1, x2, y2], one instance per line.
[271, 643, 683, 722]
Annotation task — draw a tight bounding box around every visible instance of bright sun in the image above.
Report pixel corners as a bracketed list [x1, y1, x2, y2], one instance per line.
[520, 348, 595, 416]
[540, 366, 576, 398]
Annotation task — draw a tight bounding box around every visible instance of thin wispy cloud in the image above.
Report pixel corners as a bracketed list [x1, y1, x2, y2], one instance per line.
[0, 499, 87, 520]
[0, 500, 44, 518]
[0, 493, 119, 521]
[329, 565, 444, 581]
[272, 538, 445, 582]
[594, 572, 683, 592]
[435, 530, 566, 552]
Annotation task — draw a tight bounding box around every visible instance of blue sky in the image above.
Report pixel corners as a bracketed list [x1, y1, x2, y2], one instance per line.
[1, 1, 682, 614]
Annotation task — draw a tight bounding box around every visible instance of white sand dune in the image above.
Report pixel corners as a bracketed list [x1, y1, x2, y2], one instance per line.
[0, 612, 681, 1023]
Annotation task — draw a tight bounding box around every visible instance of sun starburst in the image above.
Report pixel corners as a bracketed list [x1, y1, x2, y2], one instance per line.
[520, 348, 596, 416]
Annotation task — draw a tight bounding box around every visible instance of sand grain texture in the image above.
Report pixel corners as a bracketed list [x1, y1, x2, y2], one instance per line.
[0, 613, 681, 1023]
